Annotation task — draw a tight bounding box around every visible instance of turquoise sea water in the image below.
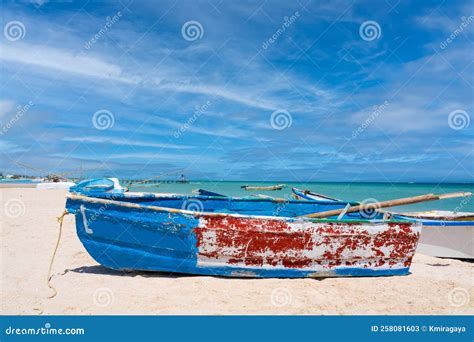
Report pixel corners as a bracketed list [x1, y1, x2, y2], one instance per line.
[0, 179, 41, 183]
[129, 181, 474, 213]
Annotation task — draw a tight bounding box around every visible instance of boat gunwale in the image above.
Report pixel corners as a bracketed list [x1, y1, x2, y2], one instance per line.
[66, 193, 415, 225]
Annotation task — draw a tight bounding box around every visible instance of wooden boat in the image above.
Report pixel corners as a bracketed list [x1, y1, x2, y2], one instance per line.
[241, 184, 285, 191]
[64, 178, 421, 278]
[292, 188, 342, 202]
[193, 190, 282, 201]
[393, 211, 474, 259]
[291, 188, 474, 260]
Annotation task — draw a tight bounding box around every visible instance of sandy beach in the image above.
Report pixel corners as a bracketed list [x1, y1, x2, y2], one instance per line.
[1, 188, 472, 315]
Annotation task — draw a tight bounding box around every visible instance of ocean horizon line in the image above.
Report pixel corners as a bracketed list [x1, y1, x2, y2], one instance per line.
[130, 179, 474, 185]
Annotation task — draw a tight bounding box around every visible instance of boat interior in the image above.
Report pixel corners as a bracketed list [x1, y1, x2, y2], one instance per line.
[68, 178, 383, 219]
[74, 192, 382, 219]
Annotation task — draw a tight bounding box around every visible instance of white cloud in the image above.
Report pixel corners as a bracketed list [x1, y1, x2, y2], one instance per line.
[0, 37, 336, 113]
[62, 136, 194, 149]
[0, 43, 136, 84]
[30, 0, 49, 6]
[106, 151, 217, 164]
[157, 82, 278, 111]
[0, 100, 15, 118]
[155, 117, 249, 138]
[0, 140, 28, 153]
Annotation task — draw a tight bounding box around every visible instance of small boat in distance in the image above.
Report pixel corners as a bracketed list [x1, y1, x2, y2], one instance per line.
[241, 184, 285, 191]
[65, 178, 422, 278]
[292, 188, 342, 202]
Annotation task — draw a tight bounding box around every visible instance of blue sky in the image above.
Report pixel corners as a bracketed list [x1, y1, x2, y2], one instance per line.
[0, 0, 472, 181]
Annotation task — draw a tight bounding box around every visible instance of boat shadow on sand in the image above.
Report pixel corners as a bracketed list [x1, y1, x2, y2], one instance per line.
[66, 265, 200, 279]
[63, 265, 401, 280]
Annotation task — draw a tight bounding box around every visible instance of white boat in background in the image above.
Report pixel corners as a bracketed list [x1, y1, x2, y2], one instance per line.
[241, 184, 285, 191]
[292, 187, 342, 202]
[290, 187, 474, 260]
[395, 211, 474, 260]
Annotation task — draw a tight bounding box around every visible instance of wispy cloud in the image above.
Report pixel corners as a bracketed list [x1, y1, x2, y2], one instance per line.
[62, 136, 195, 149]
[1, 43, 135, 84]
[1, 40, 336, 114]
[155, 117, 250, 139]
[156, 82, 279, 111]
[0, 100, 15, 119]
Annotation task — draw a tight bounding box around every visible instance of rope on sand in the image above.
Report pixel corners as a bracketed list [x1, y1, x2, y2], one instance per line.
[47, 210, 68, 299]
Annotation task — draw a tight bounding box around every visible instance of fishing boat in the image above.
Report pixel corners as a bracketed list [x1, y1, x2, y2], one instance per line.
[291, 188, 474, 260]
[64, 178, 422, 278]
[292, 188, 342, 202]
[393, 211, 474, 260]
[241, 184, 285, 191]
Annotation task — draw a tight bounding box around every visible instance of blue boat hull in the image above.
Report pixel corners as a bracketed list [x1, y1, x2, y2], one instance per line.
[66, 190, 421, 278]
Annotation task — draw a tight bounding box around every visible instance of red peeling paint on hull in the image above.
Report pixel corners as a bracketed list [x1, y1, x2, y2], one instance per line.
[194, 216, 420, 270]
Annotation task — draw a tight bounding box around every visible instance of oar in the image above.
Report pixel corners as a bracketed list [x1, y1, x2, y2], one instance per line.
[300, 192, 472, 219]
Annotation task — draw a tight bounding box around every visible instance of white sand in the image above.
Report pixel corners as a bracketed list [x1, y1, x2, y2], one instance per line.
[1, 188, 472, 315]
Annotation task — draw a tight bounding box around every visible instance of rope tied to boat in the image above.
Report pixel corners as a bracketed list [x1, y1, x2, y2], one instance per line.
[47, 209, 69, 298]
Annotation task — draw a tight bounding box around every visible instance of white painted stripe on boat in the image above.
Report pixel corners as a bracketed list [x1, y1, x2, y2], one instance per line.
[80, 204, 93, 234]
